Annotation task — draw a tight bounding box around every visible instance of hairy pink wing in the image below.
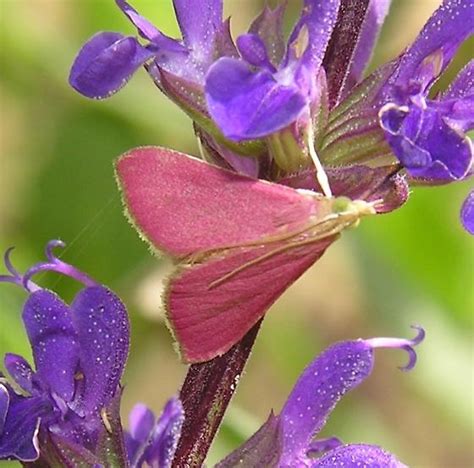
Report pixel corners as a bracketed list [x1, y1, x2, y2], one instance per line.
[166, 236, 336, 363]
[116, 146, 322, 257]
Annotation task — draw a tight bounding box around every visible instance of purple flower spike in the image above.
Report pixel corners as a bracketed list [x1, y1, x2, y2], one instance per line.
[216, 414, 282, 468]
[442, 59, 474, 102]
[218, 328, 424, 467]
[125, 397, 184, 468]
[376, 1, 474, 230]
[1, 240, 97, 292]
[0, 242, 130, 463]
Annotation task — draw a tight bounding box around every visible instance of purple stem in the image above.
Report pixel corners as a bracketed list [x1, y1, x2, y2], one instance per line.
[172, 320, 263, 467]
[322, 0, 370, 108]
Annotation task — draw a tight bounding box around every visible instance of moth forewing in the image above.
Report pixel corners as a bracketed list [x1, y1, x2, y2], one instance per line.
[206, 196, 376, 290]
[179, 194, 360, 266]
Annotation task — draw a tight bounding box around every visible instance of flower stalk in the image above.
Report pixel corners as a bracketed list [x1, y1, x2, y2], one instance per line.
[173, 320, 262, 467]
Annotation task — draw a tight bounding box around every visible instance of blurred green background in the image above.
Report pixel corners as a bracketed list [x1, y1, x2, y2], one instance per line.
[0, 1, 472, 466]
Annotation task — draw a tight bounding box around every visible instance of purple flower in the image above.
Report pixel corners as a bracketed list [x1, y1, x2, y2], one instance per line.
[203, 0, 391, 179]
[69, 0, 264, 176]
[0, 240, 130, 463]
[70, 1, 472, 230]
[205, 0, 340, 140]
[69, 0, 228, 99]
[379, 1, 473, 181]
[125, 398, 184, 468]
[378, 1, 473, 230]
[217, 327, 425, 467]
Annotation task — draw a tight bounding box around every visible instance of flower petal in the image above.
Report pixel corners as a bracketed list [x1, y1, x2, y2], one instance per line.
[461, 190, 474, 235]
[0, 386, 47, 462]
[146, 397, 184, 468]
[116, 0, 160, 41]
[4, 354, 35, 394]
[215, 413, 282, 468]
[206, 58, 306, 139]
[442, 59, 474, 100]
[394, 0, 474, 87]
[380, 101, 473, 181]
[129, 404, 155, 442]
[237, 33, 274, 71]
[279, 340, 374, 465]
[22, 290, 79, 402]
[72, 286, 130, 415]
[312, 443, 407, 467]
[441, 95, 474, 133]
[158, 68, 265, 157]
[215, 18, 239, 59]
[126, 401, 184, 468]
[133, 0, 224, 84]
[286, 0, 341, 72]
[307, 437, 343, 456]
[115, 0, 182, 50]
[125, 404, 155, 466]
[0, 385, 8, 434]
[69, 32, 154, 99]
[248, 3, 286, 67]
[173, 0, 222, 51]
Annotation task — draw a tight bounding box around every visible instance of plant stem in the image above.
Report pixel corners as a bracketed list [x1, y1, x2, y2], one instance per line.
[172, 320, 263, 467]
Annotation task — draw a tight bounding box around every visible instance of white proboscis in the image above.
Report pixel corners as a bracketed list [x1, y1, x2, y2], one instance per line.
[307, 125, 332, 198]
